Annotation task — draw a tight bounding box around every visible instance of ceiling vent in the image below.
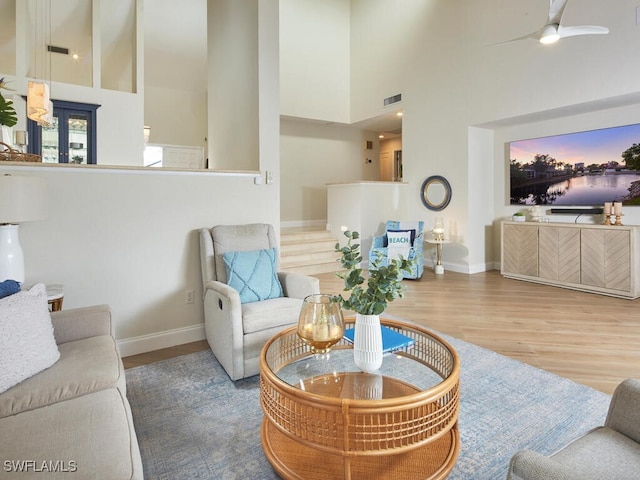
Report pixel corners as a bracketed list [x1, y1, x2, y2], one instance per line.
[383, 94, 402, 106]
[47, 45, 69, 55]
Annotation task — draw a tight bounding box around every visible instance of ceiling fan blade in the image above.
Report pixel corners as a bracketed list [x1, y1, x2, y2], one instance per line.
[490, 30, 539, 46]
[548, 0, 569, 25]
[558, 25, 609, 38]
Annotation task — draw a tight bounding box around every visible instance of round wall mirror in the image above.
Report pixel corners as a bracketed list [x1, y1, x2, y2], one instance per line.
[420, 175, 452, 211]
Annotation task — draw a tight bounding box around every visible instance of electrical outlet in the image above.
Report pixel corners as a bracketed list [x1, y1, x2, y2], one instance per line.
[185, 290, 194, 304]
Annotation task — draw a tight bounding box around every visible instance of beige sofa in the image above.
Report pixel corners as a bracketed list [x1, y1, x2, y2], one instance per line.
[0, 305, 143, 479]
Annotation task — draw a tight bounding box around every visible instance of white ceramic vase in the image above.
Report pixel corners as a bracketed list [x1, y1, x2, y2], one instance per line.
[353, 313, 383, 373]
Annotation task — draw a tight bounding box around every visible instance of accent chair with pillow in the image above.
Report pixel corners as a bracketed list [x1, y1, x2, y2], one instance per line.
[369, 220, 424, 279]
[507, 378, 640, 480]
[199, 224, 320, 380]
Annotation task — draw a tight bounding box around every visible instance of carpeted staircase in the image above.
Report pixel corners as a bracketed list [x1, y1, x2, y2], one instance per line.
[279, 227, 341, 275]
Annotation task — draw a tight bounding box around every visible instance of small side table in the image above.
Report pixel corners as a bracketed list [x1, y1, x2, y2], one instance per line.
[425, 239, 450, 274]
[46, 284, 64, 312]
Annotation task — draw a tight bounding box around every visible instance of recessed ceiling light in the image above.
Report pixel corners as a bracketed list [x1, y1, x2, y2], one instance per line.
[379, 134, 384, 139]
[396, 112, 403, 117]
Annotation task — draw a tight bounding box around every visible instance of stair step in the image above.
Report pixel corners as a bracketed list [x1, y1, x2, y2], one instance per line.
[281, 230, 337, 244]
[280, 239, 337, 255]
[280, 227, 342, 276]
[281, 250, 340, 267]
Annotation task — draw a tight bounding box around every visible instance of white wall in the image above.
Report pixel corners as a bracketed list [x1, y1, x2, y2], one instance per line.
[327, 182, 408, 254]
[349, 0, 433, 123]
[279, 0, 350, 123]
[280, 118, 379, 223]
[144, 85, 207, 152]
[207, 0, 259, 170]
[0, 164, 278, 354]
[0, 0, 16, 74]
[101, 0, 137, 93]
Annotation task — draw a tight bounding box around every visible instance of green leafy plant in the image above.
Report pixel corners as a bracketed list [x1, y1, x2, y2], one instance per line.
[0, 78, 17, 128]
[513, 211, 525, 216]
[333, 230, 413, 315]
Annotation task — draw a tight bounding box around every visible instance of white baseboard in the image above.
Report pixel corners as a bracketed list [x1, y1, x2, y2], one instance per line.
[117, 324, 206, 357]
[432, 261, 495, 274]
[280, 219, 327, 229]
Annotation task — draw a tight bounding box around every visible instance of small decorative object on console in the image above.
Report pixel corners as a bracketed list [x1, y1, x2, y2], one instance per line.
[603, 202, 624, 226]
[530, 206, 544, 222]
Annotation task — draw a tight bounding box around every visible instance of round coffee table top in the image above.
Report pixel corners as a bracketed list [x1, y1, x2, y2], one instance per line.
[265, 319, 456, 401]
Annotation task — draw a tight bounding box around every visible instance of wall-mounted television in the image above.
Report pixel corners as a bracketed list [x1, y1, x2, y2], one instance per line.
[509, 123, 640, 206]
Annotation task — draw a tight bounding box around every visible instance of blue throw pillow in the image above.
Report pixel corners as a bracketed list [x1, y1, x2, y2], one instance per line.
[223, 248, 283, 304]
[0, 280, 21, 300]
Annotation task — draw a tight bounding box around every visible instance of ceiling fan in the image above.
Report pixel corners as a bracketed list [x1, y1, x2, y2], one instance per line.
[499, 0, 609, 45]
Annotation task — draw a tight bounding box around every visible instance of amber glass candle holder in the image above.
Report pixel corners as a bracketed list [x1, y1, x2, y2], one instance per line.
[297, 294, 344, 355]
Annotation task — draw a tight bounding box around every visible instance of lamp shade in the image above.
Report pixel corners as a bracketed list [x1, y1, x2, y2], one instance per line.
[0, 174, 46, 224]
[27, 81, 52, 126]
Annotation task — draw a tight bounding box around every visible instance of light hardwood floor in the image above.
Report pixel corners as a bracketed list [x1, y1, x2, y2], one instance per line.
[123, 270, 640, 395]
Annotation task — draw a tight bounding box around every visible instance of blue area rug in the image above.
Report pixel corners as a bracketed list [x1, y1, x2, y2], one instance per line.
[126, 332, 610, 479]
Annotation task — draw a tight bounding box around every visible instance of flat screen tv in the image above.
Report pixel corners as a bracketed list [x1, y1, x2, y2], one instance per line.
[509, 123, 640, 206]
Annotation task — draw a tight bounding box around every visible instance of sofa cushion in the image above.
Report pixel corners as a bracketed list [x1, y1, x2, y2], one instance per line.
[0, 335, 123, 418]
[223, 248, 283, 303]
[0, 283, 60, 394]
[551, 426, 640, 479]
[0, 388, 142, 479]
[242, 296, 302, 334]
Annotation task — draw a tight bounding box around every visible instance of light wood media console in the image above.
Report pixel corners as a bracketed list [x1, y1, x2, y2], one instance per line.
[501, 221, 640, 299]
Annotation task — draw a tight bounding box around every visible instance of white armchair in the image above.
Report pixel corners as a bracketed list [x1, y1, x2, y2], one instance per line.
[199, 224, 320, 380]
[507, 378, 640, 480]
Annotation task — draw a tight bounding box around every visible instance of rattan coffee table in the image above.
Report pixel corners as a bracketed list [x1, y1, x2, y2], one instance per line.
[259, 318, 460, 480]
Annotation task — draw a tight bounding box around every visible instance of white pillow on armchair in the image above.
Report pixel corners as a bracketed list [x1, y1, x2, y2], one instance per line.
[0, 283, 60, 393]
[386, 230, 412, 261]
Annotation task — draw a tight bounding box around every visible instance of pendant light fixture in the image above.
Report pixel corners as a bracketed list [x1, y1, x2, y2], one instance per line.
[27, 0, 52, 126]
[27, 81, 51, 125]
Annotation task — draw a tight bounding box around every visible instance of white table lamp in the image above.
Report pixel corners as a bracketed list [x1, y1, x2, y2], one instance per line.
[0, 174, 46, 284]
[432, 218, 445, 242]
